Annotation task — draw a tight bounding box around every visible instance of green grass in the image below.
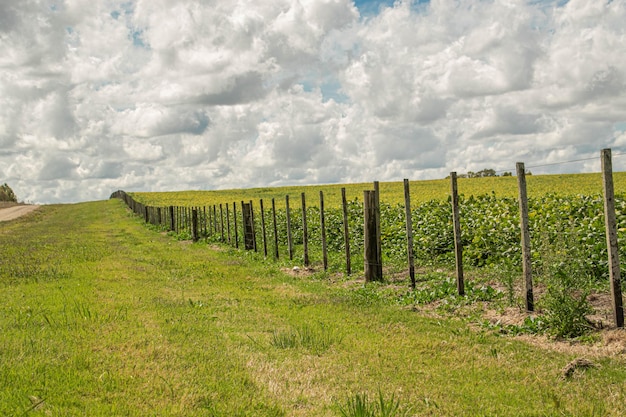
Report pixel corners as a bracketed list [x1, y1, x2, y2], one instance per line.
[1, 200, 626, 415]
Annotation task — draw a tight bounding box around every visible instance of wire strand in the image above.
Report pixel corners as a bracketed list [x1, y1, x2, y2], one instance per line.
[492, 151, 626, 175]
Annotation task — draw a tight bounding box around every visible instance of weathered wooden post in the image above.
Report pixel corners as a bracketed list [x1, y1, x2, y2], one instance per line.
[144, 206, 149, 223]
[213, 205, 218, 236]
[203, 206, 207, 236]
[320, 191, 328, 271]
[517, 162, 534, 312]
[373, 181, 382, 277]
[286, 195, 294, 260]
[601, 148, 624, 328]
[342, 187, 351, 275]
[364, 190, 382, 282]
[233, 202, 239, 248]
[226, 204, 231, 243]
[220, 204, 225, 242]
[191, 208, 199, 242]
[169, 206, 175, 231]
[260, 199, 268, 257]
[272, 198, 279, 259]
[404, 179, 416, 290]
[301, 193, 309, 266]
[249, 200, 257, 252]
[450, 173, 464, 296]
[242, 202, 254, 250]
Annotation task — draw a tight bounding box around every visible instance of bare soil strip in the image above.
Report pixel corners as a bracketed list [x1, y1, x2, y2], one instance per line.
[0, 205, 40, 222]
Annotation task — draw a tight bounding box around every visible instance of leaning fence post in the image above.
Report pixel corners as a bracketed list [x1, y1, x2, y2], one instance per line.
[602, 148, 624, 328]
[517, 162, 534, 312]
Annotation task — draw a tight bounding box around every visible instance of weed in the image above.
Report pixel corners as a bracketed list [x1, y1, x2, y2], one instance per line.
[398, 276, 501, 309]
[535, 230, 596, 339]
[271, 323, 341, 354]
[482, 315, 545, 336]
[337, 390, 409, 417]
[541, 270, 595, 338]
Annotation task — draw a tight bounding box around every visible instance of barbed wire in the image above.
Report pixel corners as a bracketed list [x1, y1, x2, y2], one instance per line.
[491, 151, 626, 175]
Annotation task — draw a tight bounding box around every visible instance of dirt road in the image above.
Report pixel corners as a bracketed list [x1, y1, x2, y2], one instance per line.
[0, 205, 40, 222]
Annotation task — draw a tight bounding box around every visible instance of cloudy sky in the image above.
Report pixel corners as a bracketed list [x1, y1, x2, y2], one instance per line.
[1, 0, 625, 204]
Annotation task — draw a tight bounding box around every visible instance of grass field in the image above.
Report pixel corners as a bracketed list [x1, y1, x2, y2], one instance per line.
[130, 172, 626, 209]
[1, 199, 626, 415]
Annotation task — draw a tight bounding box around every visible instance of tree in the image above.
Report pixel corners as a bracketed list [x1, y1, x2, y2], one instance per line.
[0, 183, 17, 202]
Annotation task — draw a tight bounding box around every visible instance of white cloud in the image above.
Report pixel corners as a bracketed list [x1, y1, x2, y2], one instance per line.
[1, 0, 625, 204]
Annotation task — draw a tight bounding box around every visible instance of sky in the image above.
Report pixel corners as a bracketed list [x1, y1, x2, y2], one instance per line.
[1, 0, 626, 204]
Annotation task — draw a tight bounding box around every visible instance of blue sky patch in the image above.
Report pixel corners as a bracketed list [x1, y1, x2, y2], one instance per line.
[354, 0, 431, 16]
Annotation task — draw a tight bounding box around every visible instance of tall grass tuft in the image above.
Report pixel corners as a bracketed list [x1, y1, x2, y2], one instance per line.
[270, 323, 341, 354]
[337, 390, 409, 417]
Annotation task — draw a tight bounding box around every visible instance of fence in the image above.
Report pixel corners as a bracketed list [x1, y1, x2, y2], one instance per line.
[111, 148, 624, 327]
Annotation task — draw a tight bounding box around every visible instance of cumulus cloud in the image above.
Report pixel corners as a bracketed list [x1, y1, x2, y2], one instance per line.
[1, 0, 625, 203]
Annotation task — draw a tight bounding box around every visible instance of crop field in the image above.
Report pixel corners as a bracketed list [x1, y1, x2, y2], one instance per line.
[128, 173, 626, 288]
[1, 199, 626, 415]
[130, 172, 626, 209]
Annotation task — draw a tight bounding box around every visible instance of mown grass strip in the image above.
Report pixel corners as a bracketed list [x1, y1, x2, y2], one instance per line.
[1, 200, 625, 416]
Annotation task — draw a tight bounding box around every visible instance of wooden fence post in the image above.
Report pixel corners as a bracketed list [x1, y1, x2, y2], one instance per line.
[233, 202, 238, 248]
[260, 199, 268, 257]
[364, 190, 383, 282]
[220, 204, 225, 242]
[207, 205, 212, 235]
[272, 198, 279, 259]
[192, 208, 199, 242]
[249, 200, 257, 252]
[301, 193, 309, 266]
[213, 204, 217, 234]
[342, 187, 351, 275]
[320, 191, 328, 271]
[517, 162, 534, 312]
[286, 195, 294, 261]
[601, 148, 624, 328]
[404, 179, 416, 290]
[242, 202, 254, 250]
[373, 181, 382, 278]
[169, 206, 175, 231]
[226, 204, 231, 243]
[450, 173, 464, 296]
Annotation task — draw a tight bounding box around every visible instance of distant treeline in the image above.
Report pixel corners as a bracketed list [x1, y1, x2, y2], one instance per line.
[0, 183, 17, 203]
[451, 168, 531, 178]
